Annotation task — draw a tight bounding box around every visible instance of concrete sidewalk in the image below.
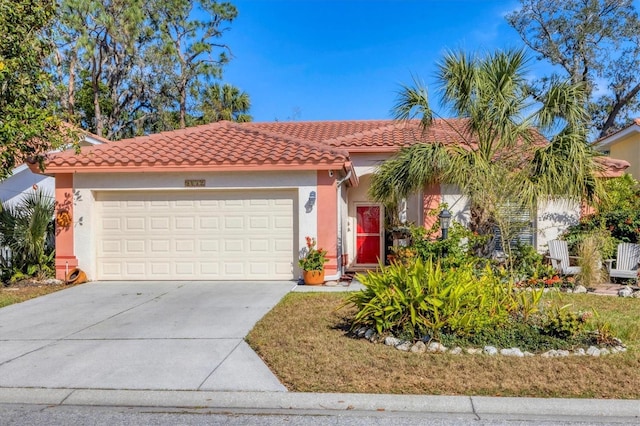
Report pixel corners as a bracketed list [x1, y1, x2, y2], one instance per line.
[0, 388, 638, 422]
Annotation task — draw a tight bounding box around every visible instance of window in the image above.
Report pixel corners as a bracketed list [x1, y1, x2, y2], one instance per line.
[493, 203, 535, 251]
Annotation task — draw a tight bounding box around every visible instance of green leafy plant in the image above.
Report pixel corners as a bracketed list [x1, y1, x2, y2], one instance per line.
[0, 190, 55, 283]
[386, 245, 416, 266]
[298, 236, 328, 271]
[541, 305, 585, 339]
[345, 258, 535, 339]
[408, 221, 490, 269]
[563, 174, 640, 257]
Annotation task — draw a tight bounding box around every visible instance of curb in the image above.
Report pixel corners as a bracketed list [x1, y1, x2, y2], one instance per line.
[0, 388, 638, 420]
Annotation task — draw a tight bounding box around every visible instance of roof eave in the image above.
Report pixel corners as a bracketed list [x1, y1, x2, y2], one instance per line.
[39, 161, 350, 175]
[343, 146, 403, 153]
[595, 124, 640, 150]
[342, 161, 359, 187]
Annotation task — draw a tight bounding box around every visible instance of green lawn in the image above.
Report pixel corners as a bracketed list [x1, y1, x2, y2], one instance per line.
[0, 283, 70, 308]
[247, 292, 640, 398]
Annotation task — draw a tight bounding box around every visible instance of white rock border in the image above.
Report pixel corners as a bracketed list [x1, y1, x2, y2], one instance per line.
[352, 326, 627, 357]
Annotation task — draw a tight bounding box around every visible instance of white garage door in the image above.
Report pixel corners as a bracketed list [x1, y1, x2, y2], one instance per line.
[95, 190, 295, 280]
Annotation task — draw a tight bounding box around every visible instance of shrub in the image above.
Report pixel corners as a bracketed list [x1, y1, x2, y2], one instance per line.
[346, 258, 542, 339]
[0, 190, 55, 283]
[510, 241, 558, 283]
[576, 231, 608, 288]
[541, 305, 585, 339]
[439, 319, 584, 352]
[408, 222, 490, 269]
[563, 174, 640, 256]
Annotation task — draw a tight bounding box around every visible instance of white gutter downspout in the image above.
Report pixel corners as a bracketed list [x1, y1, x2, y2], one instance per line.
[324, 169, 352, 282]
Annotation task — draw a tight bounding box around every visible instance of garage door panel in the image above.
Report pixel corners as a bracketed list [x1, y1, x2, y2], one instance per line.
[102, 218, 121, 230]
[125, 240, 145, 254]
[150, 217, 170, 230]
[224, 216, 244, 229]
[150, 263, 170, 275]
[175, 240, 195, 253]
[126, 262, 146, 275]
[200, 217, 219, 229]
[224, 240, 244, 252]
[249, 216, 269, 229]
[100, 240, 121, 255]
[199, 240, 219, 252]
[96, 190, 295, 280]
[249, 239, 269, 252]
[274, 216, 293, 229]
[125, 200, 145, 209]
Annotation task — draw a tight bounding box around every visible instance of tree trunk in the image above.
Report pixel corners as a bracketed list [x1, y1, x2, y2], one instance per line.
[92, 57, 103, 136]
[67, 51, 76, 117]
[179, 75, 187, 129]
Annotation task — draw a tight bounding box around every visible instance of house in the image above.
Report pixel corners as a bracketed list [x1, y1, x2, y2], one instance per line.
[0, 131, 108, 206]
[595, 118, 640, 179]
[34, 119, 629, 282]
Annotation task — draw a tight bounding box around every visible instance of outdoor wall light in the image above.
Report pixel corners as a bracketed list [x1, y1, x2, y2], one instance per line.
[305, 191, 317, 213]
[439, 208, 452, 240]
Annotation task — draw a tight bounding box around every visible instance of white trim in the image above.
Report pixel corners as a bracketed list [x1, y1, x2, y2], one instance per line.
[595, 124, 640, 150]
[83, 135, 105, 146]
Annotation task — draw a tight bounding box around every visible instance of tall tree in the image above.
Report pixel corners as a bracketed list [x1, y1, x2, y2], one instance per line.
[199, 83, 251, 123]
[50, 0, 148, 139]
[0, 0, 72, 178]
[370, 49, 602, 266]
[148, 0, 238, 129]
[49, 0, 244, 138]
[507, 0, 640, 138]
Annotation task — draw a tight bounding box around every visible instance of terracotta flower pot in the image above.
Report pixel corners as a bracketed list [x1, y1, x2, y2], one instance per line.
[302, 269, 325, 285]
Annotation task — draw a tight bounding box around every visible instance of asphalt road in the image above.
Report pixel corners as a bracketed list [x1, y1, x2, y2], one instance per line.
[2, 404, 639, 426]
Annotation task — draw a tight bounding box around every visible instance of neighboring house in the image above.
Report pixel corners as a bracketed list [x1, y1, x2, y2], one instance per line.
[34, 119, 629, 282]
[595, 118, 640, 179]
[0, 132, 108, 206]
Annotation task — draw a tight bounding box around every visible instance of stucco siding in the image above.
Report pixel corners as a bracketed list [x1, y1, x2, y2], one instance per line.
[441, 184, 470, 227]
[72, 171, 317, 279]
[536, 199, 580, 252]
[351, 153, 391, 176]
[609, 136, 640, 179]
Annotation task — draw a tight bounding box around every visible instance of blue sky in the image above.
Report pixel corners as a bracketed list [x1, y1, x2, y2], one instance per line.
[221, 0, 532, 122]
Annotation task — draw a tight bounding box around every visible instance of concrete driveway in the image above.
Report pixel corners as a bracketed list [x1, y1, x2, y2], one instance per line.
[0, 281, 293, 391]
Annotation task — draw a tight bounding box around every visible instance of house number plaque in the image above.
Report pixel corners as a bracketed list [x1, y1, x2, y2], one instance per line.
[185, 179, 206, 187]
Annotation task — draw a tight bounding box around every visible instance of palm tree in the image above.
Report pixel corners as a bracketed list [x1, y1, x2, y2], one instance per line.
[370, 49, 603, 266]
[0, 190, 55, 280]
[199, 83, 252, 123]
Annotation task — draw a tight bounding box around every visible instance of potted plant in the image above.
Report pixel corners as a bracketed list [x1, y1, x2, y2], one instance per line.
[299, 236, 328, 285]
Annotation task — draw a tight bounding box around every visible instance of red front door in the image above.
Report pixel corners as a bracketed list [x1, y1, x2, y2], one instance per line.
[356, 205, 382, 265]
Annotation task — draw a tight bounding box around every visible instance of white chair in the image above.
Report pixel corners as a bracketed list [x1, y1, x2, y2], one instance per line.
[547, 240, 581, 275]
[605, 243, 640, 281]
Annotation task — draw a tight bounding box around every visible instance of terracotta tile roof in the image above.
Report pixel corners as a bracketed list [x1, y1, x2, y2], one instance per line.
[595, 156, 630, 178]
[44, 121, 351, 173]
[247, 118, 548, 151]
[246, 119, 466, 151]
[42, 118, 620, 177]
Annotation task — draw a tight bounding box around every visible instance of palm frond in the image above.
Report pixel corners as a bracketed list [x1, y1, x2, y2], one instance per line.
[392, 76, 433, 129]
[369, 143, 450, 202]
